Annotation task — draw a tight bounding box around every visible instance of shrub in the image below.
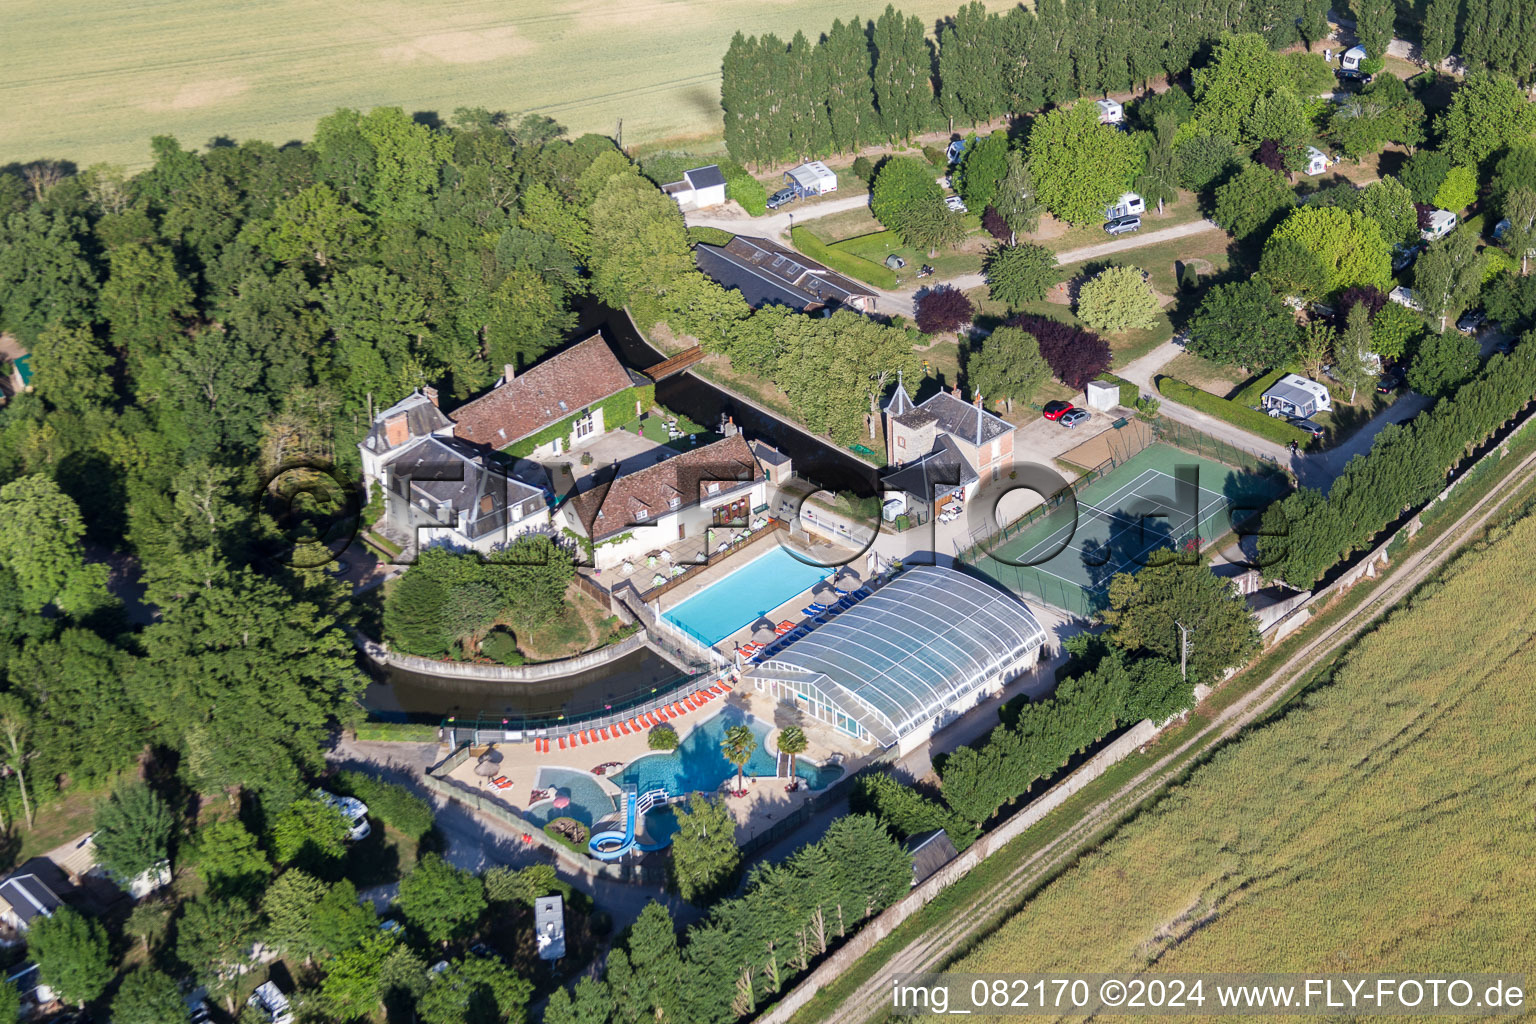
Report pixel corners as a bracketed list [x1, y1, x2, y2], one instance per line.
[333, 770, 435, 842]
[648, 723, 679, 750]
[851, 155, 874, 182]
[479, 629, 524, 666]
[1095, 372, 1139, 408]
[984, 242, 1060, 307]
[789, 226, 898, 289]
[1003, 314, 1111, 388]
[1155, 377, 1313, 446]
[923, 144, 948, 167]
[686, 226, 733, 247]
[981, 206, 1010, 242]
[725, 170, 767, 216]
[914, 286, 974, 334]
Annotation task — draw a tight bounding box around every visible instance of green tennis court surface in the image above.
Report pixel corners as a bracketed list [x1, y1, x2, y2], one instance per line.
[968, 444, 1289, 615]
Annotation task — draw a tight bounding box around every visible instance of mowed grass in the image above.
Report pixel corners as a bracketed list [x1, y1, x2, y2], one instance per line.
[909, 506, 1536, 1022]
[3, 0, 962, 168]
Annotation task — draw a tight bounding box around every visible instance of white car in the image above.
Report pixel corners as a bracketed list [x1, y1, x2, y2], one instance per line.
[944, 195, 968, 213]
[318, 789, 371, 840]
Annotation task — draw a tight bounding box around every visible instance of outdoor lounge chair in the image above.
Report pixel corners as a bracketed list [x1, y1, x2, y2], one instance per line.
[776, 620, 795, 633]
[853, 587, 872, 599]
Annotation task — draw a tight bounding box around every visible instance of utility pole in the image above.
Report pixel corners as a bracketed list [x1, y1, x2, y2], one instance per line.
[1174, 620, 1194, 682]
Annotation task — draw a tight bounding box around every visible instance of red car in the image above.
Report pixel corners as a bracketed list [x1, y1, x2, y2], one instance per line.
[1043, 401, 1075, 421]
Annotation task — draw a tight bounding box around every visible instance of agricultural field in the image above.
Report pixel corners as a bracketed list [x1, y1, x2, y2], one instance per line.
[3, 0, 961, 168]
[917, 504, 1536, 1021]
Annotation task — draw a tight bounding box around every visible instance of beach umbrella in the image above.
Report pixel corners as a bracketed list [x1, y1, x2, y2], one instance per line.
[474, 759, 500, 777]
[552, 794, 571, 810]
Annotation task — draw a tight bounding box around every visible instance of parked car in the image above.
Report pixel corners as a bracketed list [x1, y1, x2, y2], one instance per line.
[1292, 419, 1325, 439]
[1376, 369, 1405, 394]
[1042, 400, 1075, 421]
[944, 195, 968, 213]
[317, 789, 371, 841]
[767, 187, 798, 210]
[1335, 67, 1372, 87]
[1103, 215, 1141, 236]
[1059, 409, 1091, 428]
[1456, 310, 1487, 335]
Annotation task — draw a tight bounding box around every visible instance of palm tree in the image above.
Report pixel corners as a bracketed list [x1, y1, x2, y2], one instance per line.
[720, 724, 757, 794]
[777, 726, 807, 778]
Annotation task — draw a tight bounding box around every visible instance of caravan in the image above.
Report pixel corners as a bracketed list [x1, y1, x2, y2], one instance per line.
[1104, 192, 1146, 220]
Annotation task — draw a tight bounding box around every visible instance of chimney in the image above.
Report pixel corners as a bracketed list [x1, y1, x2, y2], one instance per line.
[502, 364, 516, 386]
[952, 385, 962, 398]
[423, 386, 439, 408]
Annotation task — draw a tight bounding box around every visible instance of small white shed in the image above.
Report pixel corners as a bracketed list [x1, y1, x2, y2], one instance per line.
[1105, 191, 1146, 219]
[1095, 98, 1123, 124]
[1341, 46, 1367, 71]
[785, 161, 838, 196]
[1304, 146, 1331, 176]
[1389, 285, 1422, 311]
[1084, 379, 1120, 411]
[662, 165, 728, 210]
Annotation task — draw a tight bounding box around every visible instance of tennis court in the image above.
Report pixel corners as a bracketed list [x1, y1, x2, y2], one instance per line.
[967, 443, 1289, 614]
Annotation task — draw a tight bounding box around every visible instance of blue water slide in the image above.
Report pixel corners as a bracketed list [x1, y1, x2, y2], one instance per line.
[588, 786, 673, 860]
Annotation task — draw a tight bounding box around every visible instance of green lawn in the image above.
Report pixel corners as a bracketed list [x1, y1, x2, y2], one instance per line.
[6, 0, 964, 168]
[830, 230, 984, 284]
[1032, 190, 1208, 255]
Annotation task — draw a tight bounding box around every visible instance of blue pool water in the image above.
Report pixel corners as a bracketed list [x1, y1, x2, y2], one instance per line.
[525, 767, 618, 829]
[613, 706, 844, 796]
[661, 545, 832, 645]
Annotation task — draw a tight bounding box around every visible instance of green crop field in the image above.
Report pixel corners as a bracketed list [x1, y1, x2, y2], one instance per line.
[4, 0, 960, 169]
[911, 503, 1536, 1021]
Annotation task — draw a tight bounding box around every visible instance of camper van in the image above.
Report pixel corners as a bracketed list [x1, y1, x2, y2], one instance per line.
[1095, 98, 1123, 126]
[1105, 192, 1146, 220]
[1421, 209, 1458, 242]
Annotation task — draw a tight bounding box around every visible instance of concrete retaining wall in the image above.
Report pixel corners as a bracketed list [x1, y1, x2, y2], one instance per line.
[755, 718, 1160, 1024]
[358, 630, 648, 683]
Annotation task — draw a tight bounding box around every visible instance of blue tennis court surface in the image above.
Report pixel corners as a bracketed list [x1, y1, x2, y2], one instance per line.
[661, 545, 831, 646]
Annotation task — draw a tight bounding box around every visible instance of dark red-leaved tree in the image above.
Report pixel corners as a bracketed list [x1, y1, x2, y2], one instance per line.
[1335, 284, 1388, 327]
[981, 206, 1010, 243]
[915, 286, 975, 335]
[1414, 202, 1435, 230]
[1004, 313, 1111, 388]
[1256, 139, 1286, 174]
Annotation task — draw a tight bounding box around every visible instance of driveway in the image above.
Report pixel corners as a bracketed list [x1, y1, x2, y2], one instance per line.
[684, 192, 874, 238]
[874, 219, 1224, 318]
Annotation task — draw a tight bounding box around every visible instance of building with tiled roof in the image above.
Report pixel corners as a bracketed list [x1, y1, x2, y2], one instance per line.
[359, 389, 550, 554]
[881, 372, 1015, 516]
[695, 236, 876, 314]
[560, 435, 768, 570]
[449, 334, 648, 454]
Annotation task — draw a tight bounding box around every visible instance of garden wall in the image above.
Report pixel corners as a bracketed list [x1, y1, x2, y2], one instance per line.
[356, 631, 648, 683]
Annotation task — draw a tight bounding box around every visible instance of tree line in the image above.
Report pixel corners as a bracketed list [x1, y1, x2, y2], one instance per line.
[720, 0, 1338, 167]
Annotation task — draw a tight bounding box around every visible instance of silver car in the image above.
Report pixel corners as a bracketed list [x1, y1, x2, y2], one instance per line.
[1103, 215, 1141, 236]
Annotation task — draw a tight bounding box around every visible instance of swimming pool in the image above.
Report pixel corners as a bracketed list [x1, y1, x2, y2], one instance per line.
[613, 706, 844, 796]
[661, 545, 831, 646]
[525, 767, 617, 829]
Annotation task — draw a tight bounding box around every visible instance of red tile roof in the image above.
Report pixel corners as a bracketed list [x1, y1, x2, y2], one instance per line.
[450, 334, 635, 448]
[570, 435, 763, 541]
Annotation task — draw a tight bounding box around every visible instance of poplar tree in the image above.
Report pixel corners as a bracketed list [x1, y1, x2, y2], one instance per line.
[818, 19, 878, 153]
[784, 31, 829, 159]
[1419, 0, 1459, 68]
[939, 2, 1006, 126]
[1350, 0, 1396, 59]
[873, 6, 934, 141]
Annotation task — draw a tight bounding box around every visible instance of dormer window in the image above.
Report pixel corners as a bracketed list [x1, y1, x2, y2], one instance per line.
[635, 509, 649, 521]
[707, 482, 721, 495]
[669, 497, 681, 509]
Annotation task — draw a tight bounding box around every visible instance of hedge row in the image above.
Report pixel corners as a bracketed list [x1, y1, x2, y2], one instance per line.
[687, 226, 734, 247]
[789, 226, 898, 290]
[332, 770, 436, 841]
[504, 383, 656, 458]
[1156, 376, 1312, 447]
[353, 720, 435, 742]
[1095, 372, 1140, 408]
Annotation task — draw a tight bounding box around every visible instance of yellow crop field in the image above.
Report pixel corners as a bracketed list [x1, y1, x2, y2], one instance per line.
[2, 0, 960, 169]
[920, 507, 1536, 1021]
